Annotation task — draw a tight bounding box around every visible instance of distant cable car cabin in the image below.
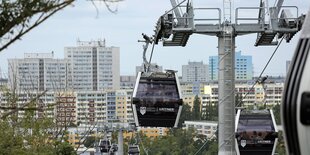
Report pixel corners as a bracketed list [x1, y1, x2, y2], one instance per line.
[99, 139, 111, 153]
[132, 70, 183, 127]
[235, 109, 278, 155]
[128, 144, 140, 155]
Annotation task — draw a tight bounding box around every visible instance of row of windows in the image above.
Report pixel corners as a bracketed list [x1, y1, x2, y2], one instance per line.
[236, 58, 249, 61]
[77, 94, 105, 97]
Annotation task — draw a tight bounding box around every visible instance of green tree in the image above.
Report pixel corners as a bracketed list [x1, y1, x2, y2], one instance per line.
[193, 134, 208, 155]
[192, 95, 201, 120]
[56, 142, 76, 155]
[275, 131, 286, 154]
[0, 87, 76, 154]
[0, 120, 27, 154]
[202, 100, 218, 121]
[84, 136, 96, 148]
[206, 139, 218, 155]
[0, 0, 122, 52]
[0, 107, 76, 155]
[272, 103, 281, 125]
[136, 128, 220, 155]
[178, 103, 192, 127]
[0, 0, 74, 51]
[235, 93, 243, 107]
[143, 128, 197, 155]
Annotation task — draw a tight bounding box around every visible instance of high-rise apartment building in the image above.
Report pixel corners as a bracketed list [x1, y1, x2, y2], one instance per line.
[8, 40, 120, 91]
[75, 89, 134, 125]
[209, 51, 253, 80]
[202, 81, 283, 106]
[182, 61, 209, 82]
[8, 53, 68, 91]
[120, 75, 136, 89]
[65, 40, 120, 91]
[55, 92, 76, 126]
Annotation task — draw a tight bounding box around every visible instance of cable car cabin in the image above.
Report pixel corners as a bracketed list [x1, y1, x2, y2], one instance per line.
[132, 71, 183, 127]
[99, 139, 111, 153]
[128, 145, 140, 155]
[235, 109, 278, 155]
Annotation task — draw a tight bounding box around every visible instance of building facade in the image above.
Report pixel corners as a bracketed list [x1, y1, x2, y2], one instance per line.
[8, 53, 68, 91]
[183, 121, 217, 139]
[138, 127, 169, 138]
[180, 81, 206, 95]
[75, 89, 134, 126]
[8, 40, 120, 91]
[209, 51, 253, 81]
[75, 91, 108, 126]
[202, 81, 283, 106]
[55, 92, 77, 126]
[182, 61, 209, 82]
[65, 40, 120, 91]
[120, 75, 136, 89]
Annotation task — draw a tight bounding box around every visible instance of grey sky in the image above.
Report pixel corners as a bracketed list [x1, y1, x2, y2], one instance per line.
[1, 0, 309, 77]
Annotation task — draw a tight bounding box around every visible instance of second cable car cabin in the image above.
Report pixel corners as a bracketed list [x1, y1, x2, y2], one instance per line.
[128, 144, 140, 155]
[132, 70, 182, 127]
[235, 109, 278, 155]
[99, 139, 111, 153]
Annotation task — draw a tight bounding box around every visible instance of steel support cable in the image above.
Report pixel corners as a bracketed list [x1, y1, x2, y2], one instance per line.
[218, 90, 235, 106]
[176, 0, 184, 15]
[194, 139, 209, 155]
[236, 37, 284, 107]
[137, 130, 149, 155]
[193, 131, 218, 155]
[218, 133, 235, 149]
[147, 42, 156, 72]
[163, 0, 187, 17]
[147, 0, 187, 72]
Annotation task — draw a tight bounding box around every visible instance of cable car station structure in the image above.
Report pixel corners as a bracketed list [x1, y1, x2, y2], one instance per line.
[149, 0, 305, 154]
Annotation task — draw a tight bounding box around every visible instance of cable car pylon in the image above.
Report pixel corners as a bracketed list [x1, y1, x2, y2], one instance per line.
[149, 0, 305, 154]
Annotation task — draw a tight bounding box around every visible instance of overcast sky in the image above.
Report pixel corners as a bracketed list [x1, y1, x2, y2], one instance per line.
[1, 0, 310, 77]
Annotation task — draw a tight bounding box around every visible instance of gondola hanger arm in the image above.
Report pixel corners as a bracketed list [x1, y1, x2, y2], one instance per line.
[138, 33, 155, 73]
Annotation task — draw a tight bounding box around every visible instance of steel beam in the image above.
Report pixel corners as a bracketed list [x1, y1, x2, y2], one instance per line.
[218, 25, 236, 155]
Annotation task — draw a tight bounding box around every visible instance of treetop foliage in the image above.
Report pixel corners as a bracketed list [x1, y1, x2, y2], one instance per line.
[0, 0, 75, 51]
[0, 0, 124, 52]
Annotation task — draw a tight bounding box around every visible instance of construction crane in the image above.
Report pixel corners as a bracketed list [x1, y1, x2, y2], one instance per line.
[149, 0, 305, 154]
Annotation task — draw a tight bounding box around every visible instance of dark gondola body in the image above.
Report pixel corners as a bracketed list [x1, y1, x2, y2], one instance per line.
[128, 145, 140, 155]
[132, 71, 183, 127]
[235, 109, 278, 155]
[99, 139, 111, 153]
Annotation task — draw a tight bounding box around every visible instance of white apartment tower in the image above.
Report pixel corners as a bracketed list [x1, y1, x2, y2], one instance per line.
[8, 40, 120, 91]
[182, 61, 209, 82]
[8, 53, 68, 91]
[65, 40, 120, 91]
